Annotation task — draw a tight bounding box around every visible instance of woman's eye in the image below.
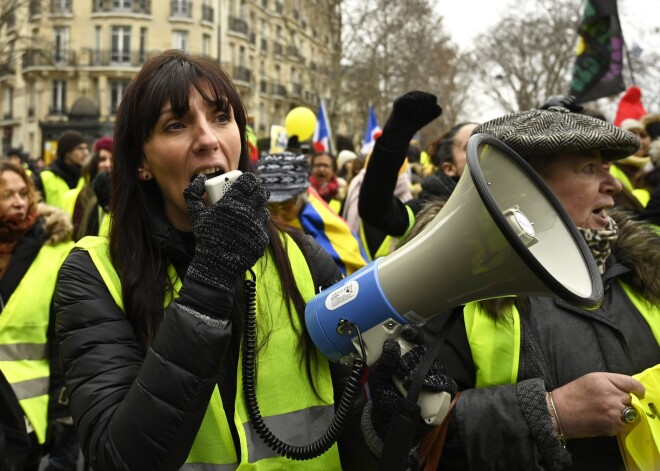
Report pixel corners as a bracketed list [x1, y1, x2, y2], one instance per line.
[165, 121, 183, 131]
[215, 113, 230, 124]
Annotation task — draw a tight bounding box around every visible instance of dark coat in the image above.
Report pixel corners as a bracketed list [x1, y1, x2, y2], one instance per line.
[426, 211, 660, 470]
[54, 218, 374, 470]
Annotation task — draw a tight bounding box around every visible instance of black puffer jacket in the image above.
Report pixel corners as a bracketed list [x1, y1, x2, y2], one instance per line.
[54, 217, 374, 470]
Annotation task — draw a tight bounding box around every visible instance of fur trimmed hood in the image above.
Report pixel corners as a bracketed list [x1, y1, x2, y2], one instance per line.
[611, 209, 660, 303]
[37, 203, 73, 246]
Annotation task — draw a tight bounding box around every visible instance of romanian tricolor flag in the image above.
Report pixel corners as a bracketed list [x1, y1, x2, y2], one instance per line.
[297, 186, 369, 276]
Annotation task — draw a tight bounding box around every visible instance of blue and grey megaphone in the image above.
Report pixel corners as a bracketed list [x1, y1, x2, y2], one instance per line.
[305, 134, 603, 369]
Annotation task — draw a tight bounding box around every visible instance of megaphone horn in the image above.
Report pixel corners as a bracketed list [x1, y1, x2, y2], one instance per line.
[305, 133, 603, 366]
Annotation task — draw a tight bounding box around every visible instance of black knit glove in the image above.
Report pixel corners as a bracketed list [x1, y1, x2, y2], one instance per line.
[362, 324, 457, 456]
[379, 91, 442, 151]
[183, 173, 270, 292]
[539, 95, 583, 113]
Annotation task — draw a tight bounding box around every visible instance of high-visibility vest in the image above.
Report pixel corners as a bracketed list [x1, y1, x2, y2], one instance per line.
[464, 281, 660, 388]
[359, 205, 415, 261]
[0, 240, 75, 444]
[39, 170, 84, 214]
[75, 235, 343, 470]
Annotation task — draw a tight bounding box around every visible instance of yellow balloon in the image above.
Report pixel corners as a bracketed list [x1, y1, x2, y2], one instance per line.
[285, 107, 317, 141]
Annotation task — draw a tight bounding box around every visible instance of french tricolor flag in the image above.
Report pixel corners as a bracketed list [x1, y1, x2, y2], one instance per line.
[361, 104, 382, 156]
[313, 102, 331, 153]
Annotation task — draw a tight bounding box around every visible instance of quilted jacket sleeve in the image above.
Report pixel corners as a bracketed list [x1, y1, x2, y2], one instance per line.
[54, 249, 233, 471]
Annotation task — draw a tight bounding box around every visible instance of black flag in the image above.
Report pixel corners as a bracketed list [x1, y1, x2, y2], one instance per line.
[569, 0, 625, 103]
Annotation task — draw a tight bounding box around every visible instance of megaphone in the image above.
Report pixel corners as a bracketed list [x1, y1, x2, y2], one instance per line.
[305, 133, 603, 419]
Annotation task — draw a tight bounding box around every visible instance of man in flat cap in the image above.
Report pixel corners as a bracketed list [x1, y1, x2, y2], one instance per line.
[361, 92, 659, 471]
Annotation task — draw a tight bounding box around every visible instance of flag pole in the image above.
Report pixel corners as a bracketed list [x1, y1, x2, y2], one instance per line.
[321, 99, 335, 155]
[623, 41, 636, 85]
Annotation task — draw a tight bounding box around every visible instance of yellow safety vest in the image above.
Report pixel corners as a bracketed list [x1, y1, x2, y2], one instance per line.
[39, 170, 85, 214]
[0, 241, 75, 444]
[464, 281, 660, 388]
[75, 235, 342, 470]
[359, 205, 416, 260]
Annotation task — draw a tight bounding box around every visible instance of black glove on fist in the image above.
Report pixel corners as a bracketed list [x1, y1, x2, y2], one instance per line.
[379, 91, 442, 151]
[183, 172, 270, 292]
[539, 95, 584, 113]
[365, 324, 457, 451]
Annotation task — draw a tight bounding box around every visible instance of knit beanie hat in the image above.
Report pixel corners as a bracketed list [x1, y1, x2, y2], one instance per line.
[613, 86, 647, 127]
[57, 130, 86, 160]
[94, 136, 113, 153]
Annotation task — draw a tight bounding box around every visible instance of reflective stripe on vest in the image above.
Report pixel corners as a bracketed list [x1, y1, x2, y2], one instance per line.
[40, 170, 84, 213]
[0, 241, 74, 444]
[75, 235, 342, 470]
[464, 282, 660, 387]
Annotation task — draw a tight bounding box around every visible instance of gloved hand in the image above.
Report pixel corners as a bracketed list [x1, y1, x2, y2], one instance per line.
[183, 172, 270, 292]
[539, 95, 584, 113]
[379, 91, 442, 151]
[362, 324, 457, 456]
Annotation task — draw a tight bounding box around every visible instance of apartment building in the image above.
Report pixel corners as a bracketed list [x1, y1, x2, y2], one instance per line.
[0, 0, 341, 161]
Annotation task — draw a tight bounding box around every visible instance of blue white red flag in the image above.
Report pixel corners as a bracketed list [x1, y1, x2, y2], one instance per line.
[361, 104, 382, 156]
[313, 102, 331, 153]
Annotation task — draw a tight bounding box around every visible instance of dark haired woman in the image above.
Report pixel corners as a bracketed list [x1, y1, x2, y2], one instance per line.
[54, 50, 371, 470]
[0, 162, 74, 470]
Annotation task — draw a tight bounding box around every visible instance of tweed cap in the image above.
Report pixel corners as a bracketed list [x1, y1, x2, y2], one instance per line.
[474, 107, 640, 162]
[257, 152, 310, 203]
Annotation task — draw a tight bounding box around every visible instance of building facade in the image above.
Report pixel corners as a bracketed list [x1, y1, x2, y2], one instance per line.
[0, 0, 341, 161]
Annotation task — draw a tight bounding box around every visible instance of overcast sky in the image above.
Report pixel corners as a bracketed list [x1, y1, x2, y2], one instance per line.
[435, 0, 659, 52]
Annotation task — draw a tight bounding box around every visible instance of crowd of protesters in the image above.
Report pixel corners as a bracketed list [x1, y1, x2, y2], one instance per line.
[0, 49, 658, 471]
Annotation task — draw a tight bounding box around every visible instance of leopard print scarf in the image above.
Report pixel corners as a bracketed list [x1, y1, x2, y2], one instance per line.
[578, 216, 619, 274]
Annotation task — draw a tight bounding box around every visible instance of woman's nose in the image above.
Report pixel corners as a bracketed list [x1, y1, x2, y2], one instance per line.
[602, 166, 623, 194]
[192, 120, 220, 153]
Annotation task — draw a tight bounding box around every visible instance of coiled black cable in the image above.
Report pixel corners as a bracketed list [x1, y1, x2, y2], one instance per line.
[241, 269, 365, 460]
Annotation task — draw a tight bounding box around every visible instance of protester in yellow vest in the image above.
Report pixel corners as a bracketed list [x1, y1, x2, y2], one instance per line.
[53, 50, 375, 470]
[0, 162, 75, 470]
[309, 151, 344, 213]
[33, 130, 88, 214]
[364, 100, 660, 470]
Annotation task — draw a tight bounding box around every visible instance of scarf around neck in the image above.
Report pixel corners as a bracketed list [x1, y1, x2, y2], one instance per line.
[578, 216, 619, 274]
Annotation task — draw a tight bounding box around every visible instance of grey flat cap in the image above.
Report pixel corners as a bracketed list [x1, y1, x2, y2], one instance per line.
[257, 152, 310, 203]
[474, 107, 640, 162]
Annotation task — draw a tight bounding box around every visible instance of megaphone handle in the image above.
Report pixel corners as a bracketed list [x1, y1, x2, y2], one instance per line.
[394, 337, 452, 426]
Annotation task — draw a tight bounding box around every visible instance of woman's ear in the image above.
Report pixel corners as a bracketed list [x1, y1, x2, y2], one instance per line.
[442, 162, 458, 178]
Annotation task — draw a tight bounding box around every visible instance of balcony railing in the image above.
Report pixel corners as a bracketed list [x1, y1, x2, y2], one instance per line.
[51, 0, 72, 14]
[93, 0, 151, 14]
[234, 66, 251, 84]
[171, 0, 191, 18]
[201, 4, 213, 22]
[3, 112, 13, 120]
[87, 49, 147, 67]
[272, 83, 286, 98]
[23, 49, 76, 68]
[287, 46, 299, 58]
[228, 16, 248, 35]
[23, 49, 146, 68]
[49, 106, 68, 116]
